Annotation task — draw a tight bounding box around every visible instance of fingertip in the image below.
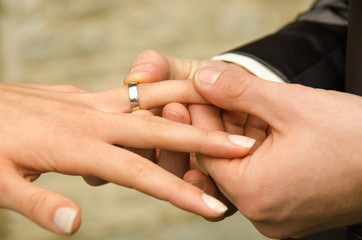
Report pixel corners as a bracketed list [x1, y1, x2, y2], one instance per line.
[228, 134, 256, 150]
[201, 193, 228, 214]
[53, 205, 81, 235]
[4, 177, 82, 235]
[124, 50, 169, 85]
[162, 103, 190, 124]
[183, 171, 236, 222]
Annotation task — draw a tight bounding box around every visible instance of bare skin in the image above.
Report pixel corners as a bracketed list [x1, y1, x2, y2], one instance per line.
[125, 50, 362, 239]
[0, 81, 253, 234]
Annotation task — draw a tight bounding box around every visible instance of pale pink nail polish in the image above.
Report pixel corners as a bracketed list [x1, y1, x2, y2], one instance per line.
[202, 194, 228, 214]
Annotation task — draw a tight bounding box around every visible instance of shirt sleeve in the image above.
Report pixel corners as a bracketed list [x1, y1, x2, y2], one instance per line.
[212, 53, 286, 83]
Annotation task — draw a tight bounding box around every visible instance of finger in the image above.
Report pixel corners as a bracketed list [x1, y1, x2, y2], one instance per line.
[193, 67, 295, 128]
[124, 50, 242, 85]
[188, 104, 232, 174]
[183, 169, 237, 221]
[0, 82, 88, 93]
[221, 110, 247, 135]
[189, 152, 205, 172]
[124, 110, 157, 162]
[66, 141, 229, 218]
[0, 168, 80, 235]
[83, 111, 158, 187]
[188, 104, 254, 159]
[162, 102, 191, 125]
[136, 80, 207, 111]
[124, 50, 199, 85]
[82, 176, 108, 186]
[188, 104, 224, 131]
[188, 103, 253, 189]
[221, 111, 268, 152]
[158, 103, 191, 178]
[0, 82, 92, 111]
[100, 113, 254, 159]
[93, 80, 207, 113]
[244, 115, 269, 152]
[149, 106, 163, 116]
[192, 153, 242, 209]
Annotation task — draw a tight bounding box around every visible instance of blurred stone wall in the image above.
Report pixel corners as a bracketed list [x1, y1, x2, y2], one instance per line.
[0, 1, 314, 240]
[0, 0, 314, 90]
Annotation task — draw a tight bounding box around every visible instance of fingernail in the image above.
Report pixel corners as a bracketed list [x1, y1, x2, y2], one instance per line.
[202, 194, 228, 214]
[129, 65, 153, 75]
[228, 134, 256, 149]
[54, 207, 77, 234]
[163, 110, 184, 123]
[196, 67, 222, 86]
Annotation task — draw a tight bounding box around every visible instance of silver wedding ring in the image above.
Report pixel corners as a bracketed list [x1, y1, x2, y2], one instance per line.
[128, 82, 140, 111]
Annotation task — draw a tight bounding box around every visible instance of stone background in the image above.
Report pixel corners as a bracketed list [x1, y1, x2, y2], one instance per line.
[0, 1, 314, 239]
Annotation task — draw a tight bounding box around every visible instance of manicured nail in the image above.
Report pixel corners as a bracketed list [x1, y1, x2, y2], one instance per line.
[228, 134, 256, 149]
[54, 207, 77, 234]
[202, 193, 228, 214]
[129, 65, 153, 75]
[196, 67, 222, 86]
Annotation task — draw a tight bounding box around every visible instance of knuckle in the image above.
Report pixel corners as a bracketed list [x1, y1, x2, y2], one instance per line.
[127, 159, 153, 182]
[166, 179, 189, 203]
[195, 129, 213, 153]
[25, 189, 50, 220]
[146, 116, 168, 139]
[221, 72, 251, 101]
[174, 58, 194, 79]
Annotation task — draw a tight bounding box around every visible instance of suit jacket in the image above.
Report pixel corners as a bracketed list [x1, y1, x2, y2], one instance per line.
[225, 0, 361, 239]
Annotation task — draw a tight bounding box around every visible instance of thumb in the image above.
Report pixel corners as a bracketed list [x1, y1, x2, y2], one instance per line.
[193, 67, 293, 126]
[2, 174, 81, 235]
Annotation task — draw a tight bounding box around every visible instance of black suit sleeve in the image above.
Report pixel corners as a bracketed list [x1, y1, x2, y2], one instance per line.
[225, 0, 349, 91]
[229, 21, 347, 91]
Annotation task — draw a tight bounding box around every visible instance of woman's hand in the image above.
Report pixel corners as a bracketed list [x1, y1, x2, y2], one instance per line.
[0, 82, 252, 234]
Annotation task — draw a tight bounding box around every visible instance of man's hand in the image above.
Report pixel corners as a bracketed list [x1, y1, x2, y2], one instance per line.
[192, 67, 362, 239]
[124, 49, 362, 238]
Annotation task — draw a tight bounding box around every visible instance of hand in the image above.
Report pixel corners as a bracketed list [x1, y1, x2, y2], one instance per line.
[0, 82, 251, 235]
[191, 67, 362, 239]
[124, 50, 264, 220]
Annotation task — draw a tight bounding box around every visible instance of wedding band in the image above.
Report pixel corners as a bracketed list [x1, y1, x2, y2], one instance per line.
[128, 82, 140, 111]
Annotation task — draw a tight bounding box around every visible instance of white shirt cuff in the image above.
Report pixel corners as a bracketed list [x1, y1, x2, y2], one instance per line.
[212, 53, 286, 83]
